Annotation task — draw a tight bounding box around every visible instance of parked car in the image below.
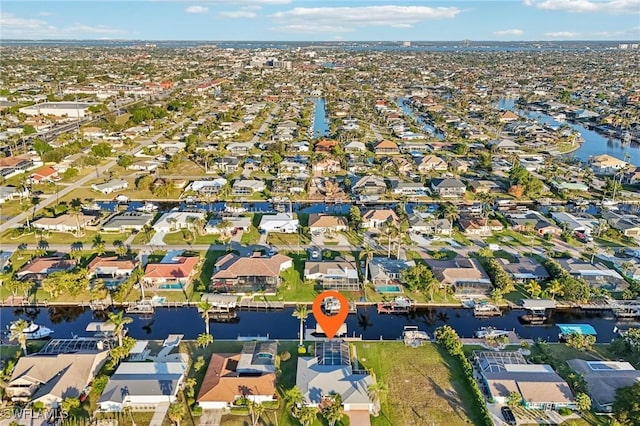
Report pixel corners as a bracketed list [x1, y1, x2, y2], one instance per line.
[501, 406, 516, 425]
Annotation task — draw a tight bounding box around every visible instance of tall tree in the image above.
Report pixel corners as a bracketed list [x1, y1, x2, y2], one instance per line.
[197, 300, 213, 335]
[167, 401, 186, 426]
[9, 319, 30, 355]
[367, 377, 388, 416]
[292, 304, 309, 347]
[361, 245, 374, 284]
[107, 310, 133, 346]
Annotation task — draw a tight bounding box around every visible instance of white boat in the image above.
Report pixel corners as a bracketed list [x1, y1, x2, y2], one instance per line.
[473, 302, 502, 317]
[461, 298, 475, 309]
[475, 327, 510, 339]
[9, 322, 54, 340]
[136, 202, 158, 213]
[323, 296, 342, 314]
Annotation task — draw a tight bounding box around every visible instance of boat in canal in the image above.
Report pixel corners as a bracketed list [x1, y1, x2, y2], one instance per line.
[377, 297, 413, 314]
[9, 322, 54, 340]
[475, 327, 510, 339]
[519, 299, 556, 325]
[473, 301, 502, 317]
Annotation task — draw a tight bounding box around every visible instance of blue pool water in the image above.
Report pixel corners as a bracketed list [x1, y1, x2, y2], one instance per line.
[158, 283, 183, 290]
[376, 285, 403, 293]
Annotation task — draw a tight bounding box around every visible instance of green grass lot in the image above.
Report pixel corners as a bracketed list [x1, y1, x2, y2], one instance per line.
[240, 225, 260, 245]
[162, 230, 223, 245]
[1, 229, 130, 247]
[267, 232, 311, 247]
[451, 230, 472, 246]
[355, 342, 483, 426]
[486, 230, 546, 247]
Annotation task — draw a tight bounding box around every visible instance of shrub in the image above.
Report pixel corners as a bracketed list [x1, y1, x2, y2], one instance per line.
[191, 405, 203, 416]
[297, 346, 306, 355]
[280, 351, 291, 362]
[558, 407, 573, 416]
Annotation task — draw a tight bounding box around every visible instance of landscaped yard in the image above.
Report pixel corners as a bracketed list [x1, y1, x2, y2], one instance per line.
[354, 342, 484, 426]
[1, 229, 130, 247]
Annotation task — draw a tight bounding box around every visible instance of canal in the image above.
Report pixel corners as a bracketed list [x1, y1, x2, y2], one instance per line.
[497, 98, 639, 165]
[312, 98, 330, 138]
[1, 306, 627, 343]
[397, 97, 446, 140]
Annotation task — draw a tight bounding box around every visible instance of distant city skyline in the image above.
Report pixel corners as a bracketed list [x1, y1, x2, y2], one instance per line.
[1, 0, 639, 41]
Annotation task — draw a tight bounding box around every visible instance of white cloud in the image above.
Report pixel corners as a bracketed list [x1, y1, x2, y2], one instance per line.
[543, 31, 580, 37]
[0, 12, 127, 38]
[185, 5, 209, 13]
[276, 24, 354, 34]
[38, 12, 54, 17]
[493, 29, 524, 36]
[219, 10, 257, 18]
[270, 5, 462, 33]
[524, 0, 640, 14]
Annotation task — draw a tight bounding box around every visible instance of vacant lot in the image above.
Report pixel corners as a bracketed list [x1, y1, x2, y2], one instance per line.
[354, 342, 483, 426]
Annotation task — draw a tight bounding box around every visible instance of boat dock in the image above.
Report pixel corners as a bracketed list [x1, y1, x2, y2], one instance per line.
[238, 297, 285, 311]
[610, 300, 640, 318]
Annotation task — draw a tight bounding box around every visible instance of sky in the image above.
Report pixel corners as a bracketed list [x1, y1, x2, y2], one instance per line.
[1, 0, 639, 41]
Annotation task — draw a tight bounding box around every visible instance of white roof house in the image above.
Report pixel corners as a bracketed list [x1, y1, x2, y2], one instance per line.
[19, 102, 93, 118]
[189, 178, 228, 194]
[153, 211, 206, 233]
[258, 213, 299, 234]
[91, 179, 128, 194]
[98, 359, 188, 412]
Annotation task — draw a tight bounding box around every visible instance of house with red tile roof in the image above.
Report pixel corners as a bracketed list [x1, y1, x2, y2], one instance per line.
[373, 140, 399, 155]
[142, 255, 200, 291]
[28, 166, 59, 184]
[87, 256, 137, 288]
[16, 255, 77, 282]
[211, 253, 292, 293]
[314, 139, 338, 153]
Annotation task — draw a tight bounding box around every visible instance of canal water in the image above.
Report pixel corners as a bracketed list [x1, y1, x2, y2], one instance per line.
[397, 97, 446, 140]
[312, 98, 330, 138]
[1, 306, 629, 343]
[497, 98, 639, 166]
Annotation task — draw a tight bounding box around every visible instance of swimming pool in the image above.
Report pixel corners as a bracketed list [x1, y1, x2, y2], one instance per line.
[376, 285, 403, 293]
[158, 283, 183, 290]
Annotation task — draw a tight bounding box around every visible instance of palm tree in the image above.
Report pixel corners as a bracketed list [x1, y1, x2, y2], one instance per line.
[525, 281, 543, 299]
[361, 245, 374, 284]
[107, 310, 133, 346]
[9, 319, 29, 355]
[546, 279, 564, 300]
[367, 377, 388, 415]
[292, 304, 309, 347]
[247, 400, 266, 426]
[284, 385, 303, 408]
[69, 198, 85, 237]
[196, 332, 213, 348]
[197, 300, 213, 335]
[439, 203, 459, 224]
[167, 401, 185, 426]
[322, 394, 344, 426]
[383, 221, 395, 258]
[92, 234, 106, 256]
[113, 240, 127, 257]
[297, 406, 318, 426]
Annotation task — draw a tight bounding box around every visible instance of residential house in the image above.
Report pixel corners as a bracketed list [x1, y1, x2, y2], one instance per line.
[498, 111, 520, 122]
[417, 155, 448, 174]
[27, 166, 59, 184]
[6, 340, 109, 406]
[489, 139, 519, 150]
[308, 214, 349, 233]
[231, 179, 266, 196]
[210, 253, 293, 293]
[91, 179, 129, 195]
[450, 159, 470, 173]
[304, 258, 359, 291]
[505, 211, 562, 236]
[0, 155, 36, 179]
[315, 139, 338, 153]
[289, 141, 310, 152]
[152, 210, 206, 233]
[369, 257, 415, 289]
[361, 209, 399, 230]
[557, 258, 627, 291]
[392, 182, 429, 196]
[467, 180, 504, 195]
[550, 211, 598, 236]
[297, 341, 375, 415]
[197, 341, 277, 409]
[474, 351, 575, 410]
[458, 217, 504, 236]
[16, 255, 77, 281]
[425, 257, 492, 297]
[602, 211, 640, 237]
[259, 213, 299, 234]
[226, 142, 254, 156]
[430, 178, 466, 198]
[622, 166, 640, 184]
[142, 252, 200, 291]
[344, 141, 367, 153]
[589, 154, 629, 175]
[566, 360, 640, 412]
[102, 212, 154, 232]
[499, 257, 550, 282]
[352, 175, 387, 197]
[373, 140, 399, 155]
[98, 356, 188, 412]
[408, 213, 452, 235]
[188, 178, 228, 195]
[33, 213, 95, 233]
[87, 256, 137, 287]
[213, 157, 241, 175]
[312, 158, 341, 174]
[0, 185, 29, 204]
[204, 216, 251, 234]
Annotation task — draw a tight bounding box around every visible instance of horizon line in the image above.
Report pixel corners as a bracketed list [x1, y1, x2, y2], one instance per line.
[2, 38, 639, 43]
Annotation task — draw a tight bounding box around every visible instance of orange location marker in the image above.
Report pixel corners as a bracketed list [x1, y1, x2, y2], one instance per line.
[312, 290, 349, 340]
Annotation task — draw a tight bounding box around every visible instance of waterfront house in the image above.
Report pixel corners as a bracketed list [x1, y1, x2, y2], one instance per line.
[6, 341, 109, 406]
[204, 216, 251, 235]
[550, 211, 598, 236]
[152, 210, 206, 233]
[210, 253, 292, 293]
[498, 257, 549, 282]
[566, 360, 640, 412]
[304, 258, 359, 291]
[33, 213, 95, 233]
[430, 178, 466, 198]
[504, 211, 561, 236]
[231, 179, 266, 196]
[16, 255, 76, 282]
[467, 179, 504, 195]
[312, 158, 341, 174]
[588, 154, 629, 175]
[308, 214, 349, 233]
[87, 256, 137, 285]
[188, 178, 228, 195]
[425, 257, 492, 297]
[297, 341, 375, 415]
[498, 111, 520, 122]
[392, 181, 429, 196]
[459, 217, 504, 236]
[315, 139, 338, 153]
[102, 212, 154, 232]
[91, 179, 128, 195]
[352, 175, 387, 197]
[373, 140, 399, 155]
[474, 351, 575, 410]
[142, 253, 200, 291]
[368, 257, 415, 289]
[361, 209, 399, 230]
[557, 258, 627, 292]
[98, 356, 188, 412]
[601, 211, 640, 237]
[622, 166, 640, 184]
[197, 342, 277, 409]
[259, 213, 299, 234]
[345, 141, 367, 153]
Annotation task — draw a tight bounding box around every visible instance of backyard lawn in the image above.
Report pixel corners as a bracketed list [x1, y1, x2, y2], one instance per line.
[354, 342, 484, 426]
